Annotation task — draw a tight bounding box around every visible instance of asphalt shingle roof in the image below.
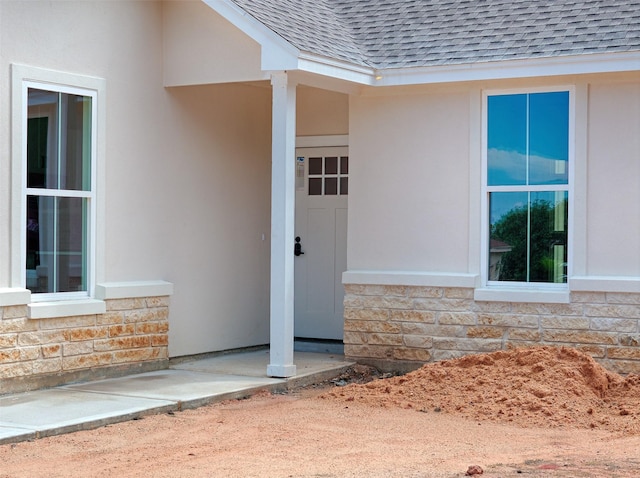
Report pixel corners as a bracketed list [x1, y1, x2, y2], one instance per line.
[229, 0, 640, 69]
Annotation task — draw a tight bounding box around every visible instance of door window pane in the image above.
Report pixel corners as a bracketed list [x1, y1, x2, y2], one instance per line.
[340, 156, 349, 175]
[309, 157, 322, 175]
[325, 156, 338, 175]
[325, 177, 337, 195]
[340, 177, 348, 195]
[309, 178, 322, 195]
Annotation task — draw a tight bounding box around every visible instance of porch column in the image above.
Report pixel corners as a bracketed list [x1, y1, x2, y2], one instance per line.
[267, 71, 297, 378]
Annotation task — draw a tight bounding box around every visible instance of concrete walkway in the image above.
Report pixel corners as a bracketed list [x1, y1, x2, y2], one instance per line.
[0, 348, 354, 445]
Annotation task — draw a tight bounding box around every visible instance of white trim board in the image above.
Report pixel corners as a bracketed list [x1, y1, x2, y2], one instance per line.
[570, 276, 640, 293]
[342, 271, 479, 288]
[95, 280, 174, 300]
[0, 288, 31, 307]
[28, 299, 106, 319]
[296, 135, 348, 148]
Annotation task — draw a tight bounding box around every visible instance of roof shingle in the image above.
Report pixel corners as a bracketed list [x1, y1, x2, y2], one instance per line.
[229, 0, 640, 69]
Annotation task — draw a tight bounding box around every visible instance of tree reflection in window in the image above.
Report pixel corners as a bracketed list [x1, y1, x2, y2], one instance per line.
[490, 194, 568, 283]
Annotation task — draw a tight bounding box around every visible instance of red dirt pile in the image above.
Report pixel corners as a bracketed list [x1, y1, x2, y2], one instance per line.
[323, 346, 640, 433]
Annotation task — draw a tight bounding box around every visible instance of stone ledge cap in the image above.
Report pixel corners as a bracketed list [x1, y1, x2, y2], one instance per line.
[95, 281, 174, 300]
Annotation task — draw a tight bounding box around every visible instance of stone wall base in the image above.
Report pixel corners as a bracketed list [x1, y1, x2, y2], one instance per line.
[344, 284, 640, 375]
[1, 359, 168, 395]
[1, 295, 170, 395]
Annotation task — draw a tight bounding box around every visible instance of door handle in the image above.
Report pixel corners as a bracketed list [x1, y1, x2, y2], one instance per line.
[294, 236, 304, 256]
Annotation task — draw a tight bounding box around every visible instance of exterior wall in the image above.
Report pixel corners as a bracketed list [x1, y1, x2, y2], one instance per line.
[0, 1, 351, 392]
[0, 295, 170, 394]
[346, 73, 640, 373]
[163, 82, 273, 356]
[297, 86, 349, 136]
[348, 87, 471, 272]
[586, 80, 640, 275]
[0, 0, 276, 377]
[163, 1, 265, 86]
[344, 285, 640, 374]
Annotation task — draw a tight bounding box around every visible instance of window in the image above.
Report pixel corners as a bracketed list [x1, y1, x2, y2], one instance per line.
[24, 84, 96, 298]
[307, 156, 349, 196]
[484, 90, 571, 286]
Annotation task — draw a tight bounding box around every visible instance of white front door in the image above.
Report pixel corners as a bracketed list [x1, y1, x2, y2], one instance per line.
[294, 147, 348, 340]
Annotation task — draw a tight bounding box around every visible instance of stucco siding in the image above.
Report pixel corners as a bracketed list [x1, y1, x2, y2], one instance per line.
[0, 1, 276, 370]
[163, 1, 265, 86]
[163, 83, 273, 356]
[587, 81, 640, 276]
[348, 89, 471, 272]
[297, 86, 349, 136]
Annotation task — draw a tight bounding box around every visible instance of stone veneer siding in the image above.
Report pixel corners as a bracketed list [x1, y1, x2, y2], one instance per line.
[344, 284, 640, 374]
[0, 296, 169, 394]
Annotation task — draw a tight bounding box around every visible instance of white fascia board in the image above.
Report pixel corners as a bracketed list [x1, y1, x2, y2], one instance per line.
[297, 53, 375, 85]
[375, 51, 640, 87]
[202, 0, 299, 71]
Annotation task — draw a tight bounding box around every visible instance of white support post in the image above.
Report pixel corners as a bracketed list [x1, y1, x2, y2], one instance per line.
[267, 72, 297, 378]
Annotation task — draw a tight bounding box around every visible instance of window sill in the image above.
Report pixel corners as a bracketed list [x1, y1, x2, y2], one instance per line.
[28, 299, 106, 319]
[474, 287, 570, 304]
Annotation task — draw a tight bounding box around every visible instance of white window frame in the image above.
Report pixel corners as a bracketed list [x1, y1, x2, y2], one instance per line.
[11, 65, 106, 303]
[480, 86, 575, 292]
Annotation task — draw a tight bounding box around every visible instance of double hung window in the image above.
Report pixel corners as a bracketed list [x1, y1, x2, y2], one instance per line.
[24, 84, 95, 297]
[485, 90, 571, 286]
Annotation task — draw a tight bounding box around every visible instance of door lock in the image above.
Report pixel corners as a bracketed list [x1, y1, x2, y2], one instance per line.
[294, 236, 305, 256]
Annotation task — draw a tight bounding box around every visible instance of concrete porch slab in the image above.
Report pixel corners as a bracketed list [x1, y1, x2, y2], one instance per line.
[65, 369, 283, 408]
[0, 388, 174, 440]
[0, 350, 355, 445]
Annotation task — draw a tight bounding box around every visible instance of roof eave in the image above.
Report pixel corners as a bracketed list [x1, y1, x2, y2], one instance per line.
[373, 51, 640, 87]
[290, 50, 640, 88]
[201, 1, 640, 88]
[203, 1, 375, 84]
[297, 52, 376, 85]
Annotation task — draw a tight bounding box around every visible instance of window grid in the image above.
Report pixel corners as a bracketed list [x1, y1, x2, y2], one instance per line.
[308, 155, 349, 196]
[484, 88, 572, 287]
[23, 82, 96, 299]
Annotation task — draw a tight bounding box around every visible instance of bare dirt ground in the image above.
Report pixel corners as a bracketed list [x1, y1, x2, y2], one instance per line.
[2, 346, 640, 478]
